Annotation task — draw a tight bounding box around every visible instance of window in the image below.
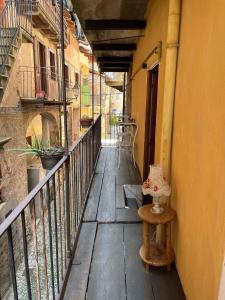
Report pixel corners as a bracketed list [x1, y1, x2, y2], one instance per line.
[64, 64, 69, 87]
[49, 51, 56, 80]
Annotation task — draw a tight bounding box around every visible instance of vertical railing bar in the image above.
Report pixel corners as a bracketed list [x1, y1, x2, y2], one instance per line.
[21, 210, 32, 300]
[46, 180, 55, 300]
[40, 189, 49, 300]
[84, 137, 87, 199]
[62, 166, 67, 270]
[72, 151, 76, 236]
[80, 142, 83, 215]
[65, 156, 71, 258]
[79, 144, 82, 222]
[52, 175, 60, 293]
[71, 153, 75, 244]
[31, 199, 41, 300]
[75, 148, 78, 230]
[57, 170, 64, 281]
[7, 224, 18, 300]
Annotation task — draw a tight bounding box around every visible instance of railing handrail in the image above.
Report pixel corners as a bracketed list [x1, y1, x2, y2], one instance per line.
[0, 114, 101, 237]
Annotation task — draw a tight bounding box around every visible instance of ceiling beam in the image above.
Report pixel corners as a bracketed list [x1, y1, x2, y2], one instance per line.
[97, 56, 133, 62]
[99, 62, 130, 68]
[85, 19, 146, 30]
[93, 43, 136, 51]
[100, 68, 130, 72]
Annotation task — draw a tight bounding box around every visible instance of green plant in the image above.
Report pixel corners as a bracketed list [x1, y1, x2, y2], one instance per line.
[11, 136, 64, 159]
[110, 115, 119, 126]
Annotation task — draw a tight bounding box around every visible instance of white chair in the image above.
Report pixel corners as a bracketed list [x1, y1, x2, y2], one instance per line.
[116, 122, 138, 168]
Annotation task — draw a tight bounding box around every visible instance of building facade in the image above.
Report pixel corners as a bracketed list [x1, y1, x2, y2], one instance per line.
[0, 0, 81, 215]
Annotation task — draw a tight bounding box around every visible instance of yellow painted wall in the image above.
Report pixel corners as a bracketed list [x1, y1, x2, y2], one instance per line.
[131, 0, 169, 179]
[171, 1, 225, 299]
[131, 0, 225, 299]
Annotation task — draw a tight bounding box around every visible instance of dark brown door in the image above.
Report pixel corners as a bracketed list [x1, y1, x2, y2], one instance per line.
[143, 65, 159, 180]
[39, 42, 47, 94]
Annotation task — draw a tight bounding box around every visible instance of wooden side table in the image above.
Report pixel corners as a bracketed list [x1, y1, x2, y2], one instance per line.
[138, 204, 176, 271]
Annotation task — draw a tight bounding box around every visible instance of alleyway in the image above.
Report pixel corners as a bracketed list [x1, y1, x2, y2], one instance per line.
[64, 148, 185, 300]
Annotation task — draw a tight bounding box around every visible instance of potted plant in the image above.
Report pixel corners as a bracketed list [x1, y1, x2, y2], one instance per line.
[80, 114, 93, 128]
[12, 137, 65, 170]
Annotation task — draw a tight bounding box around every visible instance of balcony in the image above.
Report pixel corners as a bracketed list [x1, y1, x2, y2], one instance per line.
[0, 116, 185, 299]
[21, 0, 68, 45]
[64, 147, 185, 300]
[18, 66, 75, 106]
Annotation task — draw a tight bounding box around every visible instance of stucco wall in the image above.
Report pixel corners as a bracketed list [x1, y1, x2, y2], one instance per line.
[131, 0, 225, 299]
[131, 0, 169, 179]
[171, 1, 225, 299]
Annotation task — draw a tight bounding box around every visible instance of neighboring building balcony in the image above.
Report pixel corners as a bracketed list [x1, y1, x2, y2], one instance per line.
[105, 72, 124, 92]
[20, 0, 68, 45]
[18, 66, 76, 106]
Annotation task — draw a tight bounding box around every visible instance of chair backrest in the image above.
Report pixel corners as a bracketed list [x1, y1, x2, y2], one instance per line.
[117, 115, 135, 123]
[116, 122, 138, 147]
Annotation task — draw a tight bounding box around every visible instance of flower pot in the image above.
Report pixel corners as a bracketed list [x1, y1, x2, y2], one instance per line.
[80, 118, 93, 128]
[40, 153, 63, 170]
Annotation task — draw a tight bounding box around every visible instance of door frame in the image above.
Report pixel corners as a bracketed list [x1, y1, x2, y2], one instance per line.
[143, 64, 159, 179]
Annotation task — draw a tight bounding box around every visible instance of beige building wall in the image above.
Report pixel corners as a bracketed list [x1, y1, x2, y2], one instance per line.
[131, 0, 225, 299]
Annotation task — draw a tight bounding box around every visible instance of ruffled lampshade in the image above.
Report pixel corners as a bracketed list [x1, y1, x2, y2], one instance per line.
[142, 165, 171, 213]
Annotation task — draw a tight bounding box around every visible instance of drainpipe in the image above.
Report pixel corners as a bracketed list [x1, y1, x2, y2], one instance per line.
[157, 0, 181, 244]
[160, 0, 181, 181]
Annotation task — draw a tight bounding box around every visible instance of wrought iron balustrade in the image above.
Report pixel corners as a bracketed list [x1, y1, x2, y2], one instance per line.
[0, 115, 101, 299]
[101, 113, 124, 146]
[18, 66, 77, 102]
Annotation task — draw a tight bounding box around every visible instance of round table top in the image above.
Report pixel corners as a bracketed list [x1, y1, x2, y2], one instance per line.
[138, 204, 176, 224]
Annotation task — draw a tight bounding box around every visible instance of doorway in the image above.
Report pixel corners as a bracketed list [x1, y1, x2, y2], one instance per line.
[143, 65, 159, 180]
[38, 42, 47, 94]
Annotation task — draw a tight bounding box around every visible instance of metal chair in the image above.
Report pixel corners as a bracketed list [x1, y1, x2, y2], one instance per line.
[116, 122, 138, 168]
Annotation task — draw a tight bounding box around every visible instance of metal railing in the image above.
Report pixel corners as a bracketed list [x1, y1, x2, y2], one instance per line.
[101, 113, 123, 146]
[18, 66, 77, 102]
[0, 115, 101, 299]
[0, 0, 32, 74]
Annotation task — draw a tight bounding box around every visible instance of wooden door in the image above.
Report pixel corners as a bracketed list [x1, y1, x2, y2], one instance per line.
[143, 65, 159, 180]
[39, 42, 47, 95]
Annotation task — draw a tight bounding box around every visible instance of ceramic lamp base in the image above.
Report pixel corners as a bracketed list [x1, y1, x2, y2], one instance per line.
[151, 197, 164, 214]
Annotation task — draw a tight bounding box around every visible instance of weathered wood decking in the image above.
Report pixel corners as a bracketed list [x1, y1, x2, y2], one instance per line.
[64, 148, 185, 300]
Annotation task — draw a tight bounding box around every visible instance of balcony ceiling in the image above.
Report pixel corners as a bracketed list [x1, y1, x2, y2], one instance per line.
[72, 0, 148, 72]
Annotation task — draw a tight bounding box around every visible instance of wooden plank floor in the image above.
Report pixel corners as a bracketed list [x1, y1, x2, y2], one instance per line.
[64, 148, 185, 300]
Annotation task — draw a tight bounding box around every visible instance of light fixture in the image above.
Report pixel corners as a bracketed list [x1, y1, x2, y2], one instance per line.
[142, 165, 171, 214]
[72, 82, 80, 99]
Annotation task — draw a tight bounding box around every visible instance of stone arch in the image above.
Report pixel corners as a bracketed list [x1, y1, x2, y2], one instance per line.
[26, 112, 59, 147]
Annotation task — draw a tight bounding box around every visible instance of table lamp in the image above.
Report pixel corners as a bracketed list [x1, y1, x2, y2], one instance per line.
[142, 165, 171, 213]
